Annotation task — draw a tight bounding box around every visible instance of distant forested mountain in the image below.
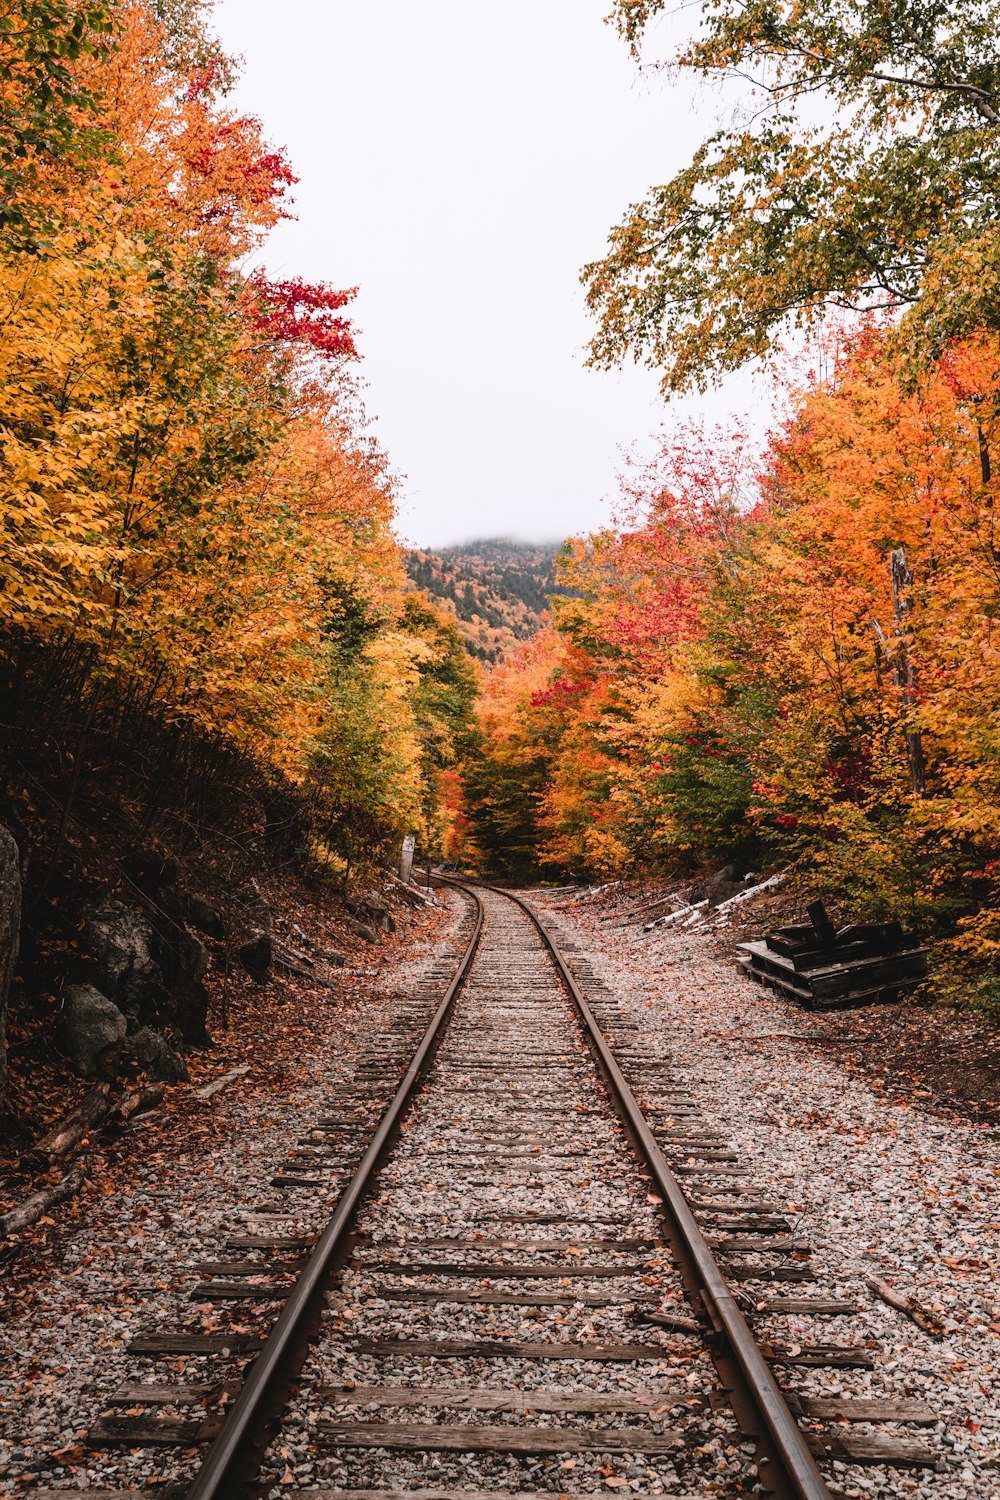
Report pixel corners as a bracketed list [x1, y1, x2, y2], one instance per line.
[405, 538, 562, 663]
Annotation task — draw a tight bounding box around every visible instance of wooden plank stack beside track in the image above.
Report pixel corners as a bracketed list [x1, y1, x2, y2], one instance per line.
[736, 899, 929, 1010]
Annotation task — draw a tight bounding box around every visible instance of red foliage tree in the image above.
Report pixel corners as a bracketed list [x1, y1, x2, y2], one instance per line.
[248, 272, 358, 361]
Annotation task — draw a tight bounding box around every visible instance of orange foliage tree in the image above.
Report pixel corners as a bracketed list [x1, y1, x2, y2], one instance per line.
[0, 0, 469, 870]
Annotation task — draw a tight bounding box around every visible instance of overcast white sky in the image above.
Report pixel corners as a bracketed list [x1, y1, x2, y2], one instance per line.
[212, 0, 764, 547]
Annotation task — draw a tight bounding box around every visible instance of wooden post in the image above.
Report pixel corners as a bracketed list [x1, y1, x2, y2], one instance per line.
[399, 833, 415, 885]
[807, 899, 837, 947]
[889, 548, 926, 798]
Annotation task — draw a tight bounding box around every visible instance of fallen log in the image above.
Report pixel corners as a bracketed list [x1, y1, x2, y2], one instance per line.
[385, 870, 438, 907]
[704, 872, 788, 922]
[31, 1084, 111, 1161]
[273, 954, 342, 990]
[575, 881, 619, 903]
[650, 871, 787, 932]
[114, 1083, 165, 1123]
[554, 882, 619, 908]
[195, 1064, 250, 1101]
[645, 899, 708, 932]
[273, 941, 316, 968]
[866, 1276, 945, 1338]
[0, 1161, 87, 1238]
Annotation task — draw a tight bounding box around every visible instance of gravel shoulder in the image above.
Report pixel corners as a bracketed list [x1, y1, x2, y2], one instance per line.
[532, 888, 1000, 1500]
[715, 885, 1000, 1128]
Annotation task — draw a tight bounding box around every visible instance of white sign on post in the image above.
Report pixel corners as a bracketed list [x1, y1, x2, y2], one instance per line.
[400, 833, 415, 884]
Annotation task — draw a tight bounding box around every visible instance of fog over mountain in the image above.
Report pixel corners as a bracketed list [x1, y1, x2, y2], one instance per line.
[405, 538, 564, 664]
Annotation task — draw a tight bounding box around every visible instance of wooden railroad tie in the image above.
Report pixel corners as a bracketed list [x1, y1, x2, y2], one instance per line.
[316, 1421, 685, 1454]
[354, 1337, 677, 1361]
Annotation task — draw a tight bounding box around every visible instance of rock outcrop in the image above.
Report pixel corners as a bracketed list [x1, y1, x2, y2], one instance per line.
[128, 853, 210, 1044]
[126, 1026, 190, 1082]
[689, 864, 739, 909]
[60, 984, 127, 1078]
[363, 895, 396, 934]
[84, 851, 211, 1045]
[237, 931, 272, 983]
[345, 916, 380, 944]
[86, 898, 168, 1027]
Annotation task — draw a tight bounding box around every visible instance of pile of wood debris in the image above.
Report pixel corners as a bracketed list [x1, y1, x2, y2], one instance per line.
[736, 899, 929, 1010]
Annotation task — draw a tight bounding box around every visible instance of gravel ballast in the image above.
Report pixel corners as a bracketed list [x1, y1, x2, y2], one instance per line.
[8, 877, 995, 1499]
[262, 887, 752, 1498]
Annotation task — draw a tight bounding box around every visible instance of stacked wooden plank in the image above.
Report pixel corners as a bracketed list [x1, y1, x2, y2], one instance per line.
[736, 900, 929, 1010]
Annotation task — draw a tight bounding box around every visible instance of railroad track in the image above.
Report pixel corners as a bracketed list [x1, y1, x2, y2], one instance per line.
[31, 880, 941, 1500]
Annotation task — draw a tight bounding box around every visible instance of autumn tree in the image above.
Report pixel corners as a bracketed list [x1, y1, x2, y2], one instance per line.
[0, 0, 467, 893]
[585, 0, 1000, 393]
[462, 323, 1000, 991]
[399, 594, 480, 855]
[461, 633, 571, 880]
[0, 0, 118, 245]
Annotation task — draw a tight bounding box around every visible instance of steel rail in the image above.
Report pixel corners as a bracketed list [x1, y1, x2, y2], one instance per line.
[185, 884, 484, 1500]
[459, 878, 833, 1500]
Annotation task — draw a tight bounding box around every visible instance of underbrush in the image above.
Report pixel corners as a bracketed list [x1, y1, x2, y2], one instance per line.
[0, 634, 404, 1144]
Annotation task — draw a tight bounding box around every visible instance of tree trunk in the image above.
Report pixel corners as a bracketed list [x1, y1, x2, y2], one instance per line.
[977, 421, 991, 486]
[0, 1162, 86, 1238]
[889, 548, 926, 798]
[0, 828, 21, 1120]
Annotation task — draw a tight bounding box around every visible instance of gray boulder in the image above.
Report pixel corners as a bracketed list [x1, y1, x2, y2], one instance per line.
[0, 828, 20, 1117]
[126, 1026, 189, 1083]
[60, 985, 126, 1078]
[346, 916, 380, 944]
[363, 897, 396, 934]
[186, 894, 225, 939]
[237, 931, 272, 983]
[85, 898, 169, 1026]
[688, 864, 738, 908]
[705, 864, 740, 909]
